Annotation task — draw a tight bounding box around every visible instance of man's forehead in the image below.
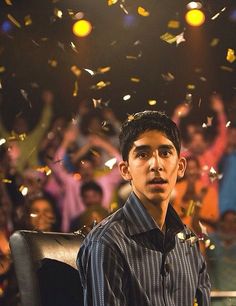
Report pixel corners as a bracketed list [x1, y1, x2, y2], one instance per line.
[132, 130, 174, 147]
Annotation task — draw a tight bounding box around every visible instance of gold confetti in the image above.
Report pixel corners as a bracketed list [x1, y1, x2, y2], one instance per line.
[5, 0, 12, 5]
[70, 42, 79, 53]
[97, 66, 111, 74]
[7, 14, 21, 28]
[19, 185, 28, 196]
[0, 66, 5, 73]
[226, 48, 236, 63]
[0, 138, 6, 146]
[107, 0, 118, 6]
[120, 3, 129, 14]
[211, 7, 226, 20]
[126, 55, 138, 60]
[24, 15, 32, 26]
[18, 133, 27, 141]
[91, 81, 111, 90]
[104, 157, 117, 169]
[220, 66, 234, 72]
[187, 84, 195, 90]
[71, 65, 81, 77]
[207, 116, 213, 127]
[36, 166, 52, 176]
[167, 20, 180, 29]
[127, 114, 135, 121]
[148, 100, 157, 106]
[137, 6, 150, 17]
[54, 8, 63, 18]
[73, 81, 78, 97]
[161, 72, 175, 81]
[92, 98, 102, 108]
[2, 179, 12, 184]
[210, 38, 220, 47]
[175, 32, 186, 45]
[209, 167, 223, 182]
[89, 149, 100, 157]
[48, 59, 58, 67]
[84, 68, 95, 76]
[160, 32, 176, 44]
[226, 121, 231, 128]
[130, 77, 140, 83]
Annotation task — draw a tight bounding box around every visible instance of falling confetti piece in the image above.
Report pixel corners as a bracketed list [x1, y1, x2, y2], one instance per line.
[202, 123, 207, 128]
[148, 100, 157, 106]
[71, 65, 81, 77]
[48, 59, 58, 67]
[89, 149, 100, 157]
[126, 55, 138, 60]
[7, 14, 21, 28]
[168, 20, 180, 29]
[36, 166, 52, 176]
[207, 116, 213, 127]
[161, 72, 175, 82]
[211, 7, 226, 20]
[0, 138, 6, 146]
[5, 0, 12, 5]
[97, 66, 111, 74]
[187, 84, 195, 90]
[199, 76, 207, 82]
[92, 98, 102, 108]
[198, 221, 208, 236]
[105, 157, 117, 169]
[70, 42, 79, 53]
[107, 0, 118, 6]
[160, 32, 177, 44]
[54, 8, 63, 18]
[2, 179, 12, 184]
[84, 68, 95, 76]
[226, 121, 231, 127]
[220, 66, 234, 72]
[73, 81, 78, 97]
[0, 67, 6, 73]
[19, 185, 28, 196]
[123, 94, 131, 101]
[127, 114, 135, 121]
[226, 48, 236, 63]
[91, 81, 111, 90]
[24, 15, 32, 26]
[137, 6, 150, 17]
[130, 77, 140, 83]
[175, 32, 186, 46]
[120, 3, 129, 14]
[58, 41, 65, 51]
[210, 38, 220, 47]
[209, 166, 223, 182]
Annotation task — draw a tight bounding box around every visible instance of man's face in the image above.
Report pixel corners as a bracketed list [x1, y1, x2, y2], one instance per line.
[82, 190, 103, 207]
[189, 133, 207, 155]
[119, 130, 186, 207]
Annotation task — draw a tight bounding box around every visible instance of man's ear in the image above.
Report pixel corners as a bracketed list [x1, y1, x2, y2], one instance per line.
[118, 161, 132, 181]
[177, 157, 187, 179]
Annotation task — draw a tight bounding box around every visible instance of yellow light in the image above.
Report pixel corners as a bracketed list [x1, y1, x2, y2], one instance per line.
[185, 9, 205, 26]
[73, 19, 92, 37]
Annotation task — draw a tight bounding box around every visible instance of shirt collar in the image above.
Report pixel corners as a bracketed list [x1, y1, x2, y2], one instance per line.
[123, 192, 184, 236]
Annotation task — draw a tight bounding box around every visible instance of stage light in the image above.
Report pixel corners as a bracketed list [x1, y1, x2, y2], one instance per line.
[185, 9, 205, 27]
[72, 19, 92, 37]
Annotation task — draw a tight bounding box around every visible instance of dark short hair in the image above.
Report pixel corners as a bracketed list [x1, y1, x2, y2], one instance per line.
[119, 110, 181, 161]
[80, 181, 103, 198]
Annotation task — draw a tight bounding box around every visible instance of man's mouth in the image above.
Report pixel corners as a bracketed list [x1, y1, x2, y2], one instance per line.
[148, 177, 168, 185]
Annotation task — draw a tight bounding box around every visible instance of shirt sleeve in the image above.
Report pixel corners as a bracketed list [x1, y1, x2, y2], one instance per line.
[77, 240, 128, 306]
[195, 251, 211, 306]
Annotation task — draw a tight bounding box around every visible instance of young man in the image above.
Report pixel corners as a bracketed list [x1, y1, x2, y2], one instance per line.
[77, 111, 211, 306]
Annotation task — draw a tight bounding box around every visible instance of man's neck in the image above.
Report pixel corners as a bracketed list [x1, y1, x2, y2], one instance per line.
[142, 200, 169, 232]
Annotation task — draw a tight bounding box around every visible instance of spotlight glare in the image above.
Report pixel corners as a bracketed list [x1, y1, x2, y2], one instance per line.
[185, 9, 205, 27]
[73, 19, 92, 37]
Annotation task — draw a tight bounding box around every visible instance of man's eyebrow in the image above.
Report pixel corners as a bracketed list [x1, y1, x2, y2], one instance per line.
[132, 144, 175, 153]
[132, 145, 151, 153]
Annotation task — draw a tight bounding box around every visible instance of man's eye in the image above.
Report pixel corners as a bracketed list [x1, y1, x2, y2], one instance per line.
[160, 150, 171, 157]
[137, 152, 148, 159]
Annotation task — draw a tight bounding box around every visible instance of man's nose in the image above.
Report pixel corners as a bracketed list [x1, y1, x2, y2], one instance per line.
[149, 151, 163, 172]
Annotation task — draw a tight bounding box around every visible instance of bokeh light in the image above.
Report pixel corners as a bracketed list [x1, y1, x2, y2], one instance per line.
[72, 19, 92, 37]
[185, 9, 205, 26]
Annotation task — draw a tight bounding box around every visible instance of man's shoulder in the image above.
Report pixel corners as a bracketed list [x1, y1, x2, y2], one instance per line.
[82, 207, 126, 247]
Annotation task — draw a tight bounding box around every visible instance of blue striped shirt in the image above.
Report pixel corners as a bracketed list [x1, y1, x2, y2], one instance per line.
[77, 192, 211, 306]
